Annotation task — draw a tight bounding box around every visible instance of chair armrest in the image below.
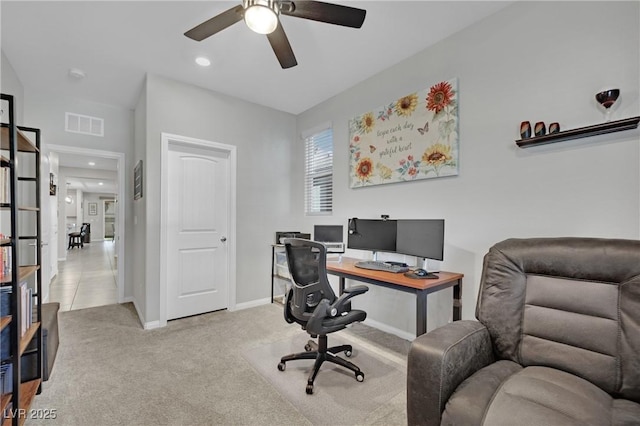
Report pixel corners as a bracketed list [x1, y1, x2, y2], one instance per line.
[306, 285, 369, 334]
[407, 320, 494, 426]
[283, 288, 295, 324]
[329, 285, 368, 316]
[343, 284, 368, 295]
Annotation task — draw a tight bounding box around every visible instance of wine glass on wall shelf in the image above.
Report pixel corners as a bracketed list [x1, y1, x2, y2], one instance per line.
[595, 89, 620, 122]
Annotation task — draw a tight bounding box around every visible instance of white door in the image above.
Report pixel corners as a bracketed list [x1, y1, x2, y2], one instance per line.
[166, 144, 229, 320]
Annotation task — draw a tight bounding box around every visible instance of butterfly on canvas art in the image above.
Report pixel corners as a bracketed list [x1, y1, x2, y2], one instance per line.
[417, 122, 429, 135]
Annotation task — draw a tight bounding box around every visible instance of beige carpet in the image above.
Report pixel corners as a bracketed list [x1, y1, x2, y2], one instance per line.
[25, 303, 409, 425]
[242, 333, 405, 425]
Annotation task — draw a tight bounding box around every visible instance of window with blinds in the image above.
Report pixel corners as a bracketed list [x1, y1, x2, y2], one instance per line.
[304, 127, 333, 215]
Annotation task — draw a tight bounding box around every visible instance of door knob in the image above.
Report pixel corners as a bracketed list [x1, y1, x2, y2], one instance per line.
[220, 237, 227, 242]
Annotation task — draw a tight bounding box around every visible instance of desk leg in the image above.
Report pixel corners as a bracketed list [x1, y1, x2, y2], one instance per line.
[453, 278, 462, 321]
[338, 277, 345, 295]
[416, 291, 427, 336]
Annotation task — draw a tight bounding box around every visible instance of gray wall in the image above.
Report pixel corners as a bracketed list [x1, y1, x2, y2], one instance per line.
[139, 74, 298, 323]
[4, 2, 639, 337]
[296, 1, 640, 337]
[133, 81, 147, 321]
[1, 50, 25, 124]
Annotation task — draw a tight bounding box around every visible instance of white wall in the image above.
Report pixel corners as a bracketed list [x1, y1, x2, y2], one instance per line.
[138, 74, 297, 324]
[296, 1, 640, 338]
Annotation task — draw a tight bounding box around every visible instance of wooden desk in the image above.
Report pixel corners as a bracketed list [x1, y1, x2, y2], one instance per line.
[326, 257, 463, 336]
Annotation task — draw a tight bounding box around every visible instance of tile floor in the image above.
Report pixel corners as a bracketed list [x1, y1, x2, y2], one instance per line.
[48, 240, 118, 312]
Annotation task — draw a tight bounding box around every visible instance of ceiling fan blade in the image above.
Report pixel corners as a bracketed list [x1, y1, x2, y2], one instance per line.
[281, 1, 366, 28]
[184, 5, 244, 41]
[267, 23, 298, 69]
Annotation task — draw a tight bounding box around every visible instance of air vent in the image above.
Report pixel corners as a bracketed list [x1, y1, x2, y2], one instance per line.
[65, 112, 104, 137]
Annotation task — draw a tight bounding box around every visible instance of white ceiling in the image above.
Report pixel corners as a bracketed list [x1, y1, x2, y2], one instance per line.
[65, 176, 117, 195]
[57, 152, 118, 195]
[1, 1, 512, 115]
[58, 153, 118, 171]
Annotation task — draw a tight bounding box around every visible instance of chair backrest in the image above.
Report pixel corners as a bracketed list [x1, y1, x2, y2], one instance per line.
[283, 238, 336, 324]
[476, 237, 640, 402]
[80, 223, 89, 234]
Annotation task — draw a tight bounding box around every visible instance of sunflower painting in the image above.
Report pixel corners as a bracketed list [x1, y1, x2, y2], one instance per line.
[349, 78, 458, 188]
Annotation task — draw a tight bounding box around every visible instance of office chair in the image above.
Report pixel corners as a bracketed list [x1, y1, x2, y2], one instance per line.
[278, 238, 369, 394]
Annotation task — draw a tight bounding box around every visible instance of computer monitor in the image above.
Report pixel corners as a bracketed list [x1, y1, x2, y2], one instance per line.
[396, 219, 445, 268]
[347, 219, 397, 259]
[314, 225, 345, 254]
[313, 225, 343, 242]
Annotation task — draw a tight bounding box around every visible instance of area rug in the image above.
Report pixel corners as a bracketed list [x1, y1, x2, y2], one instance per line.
[242, 331, 406, 425]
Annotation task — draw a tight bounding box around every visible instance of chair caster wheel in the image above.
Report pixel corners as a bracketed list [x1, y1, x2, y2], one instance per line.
[355, 371, 364, 382]
[278, 362, 286, 371]
[306, 384, 314, 394]
[304, 344, 313, 352]
[344, 349, 352, 357]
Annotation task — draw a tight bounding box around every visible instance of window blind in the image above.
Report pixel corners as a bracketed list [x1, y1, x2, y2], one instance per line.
[304, 127, 333, 214]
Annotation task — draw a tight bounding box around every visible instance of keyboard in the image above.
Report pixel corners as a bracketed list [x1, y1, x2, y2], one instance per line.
[354, 261, 409, 273]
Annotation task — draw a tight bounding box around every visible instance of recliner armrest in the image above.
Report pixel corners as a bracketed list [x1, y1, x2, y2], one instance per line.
[407, 320, 494, 426]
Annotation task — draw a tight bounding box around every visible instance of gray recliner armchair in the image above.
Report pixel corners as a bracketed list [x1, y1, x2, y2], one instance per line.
[408, 237, 640, 426]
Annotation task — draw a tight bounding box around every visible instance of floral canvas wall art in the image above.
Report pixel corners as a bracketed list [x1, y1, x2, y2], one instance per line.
[348, 78, 459, 188]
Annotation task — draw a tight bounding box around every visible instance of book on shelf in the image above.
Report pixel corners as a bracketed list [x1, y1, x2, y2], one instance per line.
[0, 287, 9, 360]
[0, 167, 9, 204]
[0, 281, 32, 360]
[19, 281, 32, 336]
[1, 363, 13, 421]
[0, 234, 11, 278]
[0, 363, 12, 394]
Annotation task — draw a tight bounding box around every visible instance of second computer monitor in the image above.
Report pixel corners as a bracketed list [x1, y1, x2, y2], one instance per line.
[396, 219, 444, 261]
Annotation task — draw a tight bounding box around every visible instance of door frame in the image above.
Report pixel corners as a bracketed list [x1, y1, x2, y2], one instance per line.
[45, 144, 126, 303]
[159, 133, 237, 327]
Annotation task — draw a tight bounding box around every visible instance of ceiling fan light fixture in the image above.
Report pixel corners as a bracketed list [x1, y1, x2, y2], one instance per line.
[244, 0, 279, 34]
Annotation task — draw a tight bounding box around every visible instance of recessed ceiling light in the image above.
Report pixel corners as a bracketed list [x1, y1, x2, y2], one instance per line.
[98, 182, 104, 186]
[69, 68, 86, 79]
[88, 161, 96, 166]
[195, 56, 211, 67]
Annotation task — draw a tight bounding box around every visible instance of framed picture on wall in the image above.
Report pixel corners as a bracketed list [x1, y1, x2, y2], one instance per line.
[134, 160, 143, 200]
[88, 202, 98, 216]
[49, 172, 57, 195]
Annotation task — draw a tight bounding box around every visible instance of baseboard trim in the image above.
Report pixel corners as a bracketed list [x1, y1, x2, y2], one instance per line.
[364, 318, 415, 341]
[234, 298, 271, 311]
[126, 296, 162, 330]
[144, 320, 161, 330]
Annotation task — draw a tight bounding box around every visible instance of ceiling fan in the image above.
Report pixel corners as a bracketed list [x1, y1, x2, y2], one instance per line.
[184, 0, 367, 69]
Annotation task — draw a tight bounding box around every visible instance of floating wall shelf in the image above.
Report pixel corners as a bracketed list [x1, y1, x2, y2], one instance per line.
[515, 116, 640, 148]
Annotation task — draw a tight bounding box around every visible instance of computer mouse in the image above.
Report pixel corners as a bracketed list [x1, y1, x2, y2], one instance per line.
[414, 268, 429, 277]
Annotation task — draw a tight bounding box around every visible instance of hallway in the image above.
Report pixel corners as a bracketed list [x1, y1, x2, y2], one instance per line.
[49, 241, 118, 312]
